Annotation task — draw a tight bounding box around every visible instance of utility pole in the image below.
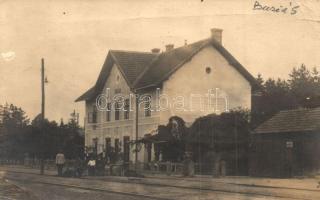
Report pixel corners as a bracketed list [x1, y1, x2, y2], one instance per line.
[40, 58, 45, 175]
[135, 93, 139, 171]
[234, 114, 238, 176]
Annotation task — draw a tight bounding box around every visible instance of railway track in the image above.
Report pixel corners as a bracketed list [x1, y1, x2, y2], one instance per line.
[2, 170, 313, 200]
[6, 177, 169, 200]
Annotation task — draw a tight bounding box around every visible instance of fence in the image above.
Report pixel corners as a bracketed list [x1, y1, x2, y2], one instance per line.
[0, 158, 219, 177]
[0, 158, 77, 171]
[131, 161, 184, 175]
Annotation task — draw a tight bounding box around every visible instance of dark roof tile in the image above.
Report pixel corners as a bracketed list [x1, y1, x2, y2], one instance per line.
[134, 39, 211, 88]
[253, 107, 320, 134]
[76, 37, 258, 102]
[110, 50, 157, 86]
[75, 87, 95, 102]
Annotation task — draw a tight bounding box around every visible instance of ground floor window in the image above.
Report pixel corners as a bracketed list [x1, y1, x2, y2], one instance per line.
[105, 137, 111, 153]
[115, 138, 120, 153]
[92, 138, 98, 154]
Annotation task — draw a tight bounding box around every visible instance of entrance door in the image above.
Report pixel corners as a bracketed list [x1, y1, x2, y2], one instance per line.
[146, 143, 152, 162]
[115, 139, 120, 153]
[92, 138, 98, 154]
[105, 138, 111, 157]
[284, 141, 294, 178]
[123, 136, 130, 162]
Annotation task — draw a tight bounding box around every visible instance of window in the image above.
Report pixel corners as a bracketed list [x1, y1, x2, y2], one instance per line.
[105, 137, 111, 154]
[114, 88, 121, 94]
[205, 66, 212, 74]
[144, 95, 151, 117]
[106, 103, 111, 121]
[92, 138, 98, 153]
[115, 138, 120, 153]
[115, 102, 120, 120]
[116, 74, 120, 84]
[88, 106, 97, 123]
[124, 99, 130, 119]
[88, 113, 93, 123]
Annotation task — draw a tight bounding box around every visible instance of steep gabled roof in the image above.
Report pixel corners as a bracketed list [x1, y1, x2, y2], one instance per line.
[76, 37, 258, 102]
[253, 107, 320, 134]
[75, 86, 96, 102]
[110, 50, 158, 86]
[75, 50, 156, 102]
[134, 38, 258, 90]
[133, 39, 209, 89]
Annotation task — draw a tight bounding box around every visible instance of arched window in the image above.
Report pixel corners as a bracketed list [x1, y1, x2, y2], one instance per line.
[115, 102, 120, 120]
[124, 99, 130, 119]
[144, 95, 152, 117]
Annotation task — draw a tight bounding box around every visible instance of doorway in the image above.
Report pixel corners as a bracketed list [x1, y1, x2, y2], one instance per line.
[123, 136, 130, 162]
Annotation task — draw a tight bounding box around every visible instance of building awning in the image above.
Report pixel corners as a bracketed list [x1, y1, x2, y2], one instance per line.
[134, 126, 176, 144]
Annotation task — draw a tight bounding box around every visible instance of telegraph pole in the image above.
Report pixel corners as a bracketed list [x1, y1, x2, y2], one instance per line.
[40, 58, 45, 175]
[135, 93, 139, 171]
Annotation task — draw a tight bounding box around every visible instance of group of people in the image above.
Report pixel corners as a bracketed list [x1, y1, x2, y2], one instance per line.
[55, 151, 83, 177]
[55, 151, 108, 177]
[87, 153, 109, 176]
[55, 151, 195, 178]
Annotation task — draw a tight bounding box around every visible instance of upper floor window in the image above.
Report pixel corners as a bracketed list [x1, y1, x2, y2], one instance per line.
[114, 88, 121, 94]
[144, 95, 151, 117]
[124, 99, 130, 119]
[205, 66, 212, 74]
[115, 102, 120, 120]
[106, 103, 111, 122]
[116, 74, 120, 84]
[88, 106, 97, 123]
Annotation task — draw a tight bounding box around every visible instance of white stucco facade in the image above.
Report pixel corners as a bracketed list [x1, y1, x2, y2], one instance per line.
[159, 46, 251, 125]
[85, 64, 160, 162]
[84, 45, 252, 163]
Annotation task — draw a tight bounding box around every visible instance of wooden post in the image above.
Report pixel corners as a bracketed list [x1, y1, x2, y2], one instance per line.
[135, 93, 139, 171]
[40, 58, 45, 175]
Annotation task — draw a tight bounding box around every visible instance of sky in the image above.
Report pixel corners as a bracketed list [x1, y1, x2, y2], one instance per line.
[0, 0, 320, 124]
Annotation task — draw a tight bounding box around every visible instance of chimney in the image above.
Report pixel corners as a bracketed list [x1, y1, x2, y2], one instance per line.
[210, 28, 223, 44]
[151, 48, 160, 54]
[165, 44, 174, 52]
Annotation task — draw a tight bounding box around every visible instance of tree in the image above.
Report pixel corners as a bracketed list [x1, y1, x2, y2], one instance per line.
[252, 77, 295, 127]
[2, 103, 29, 130]
[0, 104, 30, 159]
[62, 110, 84, 159]
[288, 64, 320, 108]
[0, 105, 84, 160]
[252, 64, 320, 127]
[154, 116, 188, 162]
[188, 108, 251, 175]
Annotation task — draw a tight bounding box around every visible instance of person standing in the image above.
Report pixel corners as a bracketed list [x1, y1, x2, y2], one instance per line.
[74, 157, 83, 178]
[87, 157, 96, 176]
[55, 151, 65, 177]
